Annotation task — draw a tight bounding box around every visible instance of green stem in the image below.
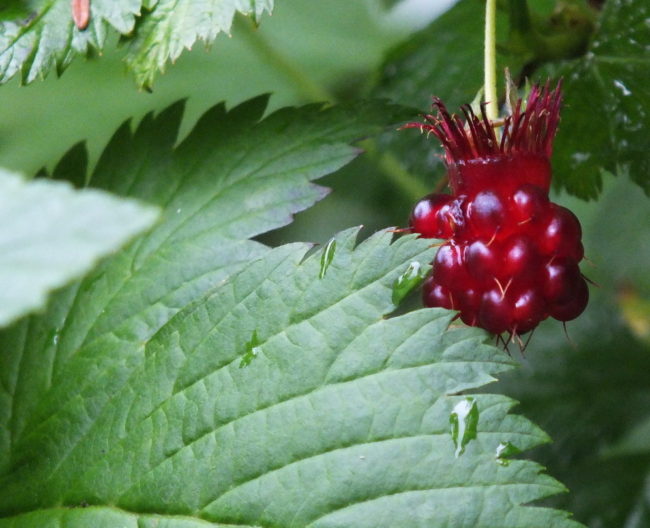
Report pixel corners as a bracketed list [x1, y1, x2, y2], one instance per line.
[484, 0, 498, 121]
[237, 15, 426, 201]
[361, 140, 429, 201]
[236, 16, 333, 102]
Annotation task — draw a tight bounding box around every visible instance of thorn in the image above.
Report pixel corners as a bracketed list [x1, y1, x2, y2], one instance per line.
[582, 255, 597, 268]
[513, 331, 525, 350]
[562, 322, 578, 349]
[517, 217, 532, 226]
[521, 328, 535, 354]
[582, 274, 600, 288]
[428, 241, 446, 248]
[449, 292, 456, 310]
[502, 334, 512, 356]
[387, 227, 412, 234]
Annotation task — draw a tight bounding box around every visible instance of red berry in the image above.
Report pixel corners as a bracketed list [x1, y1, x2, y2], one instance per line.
[542, 258, 582, 304]
[501, 235, 537, 278]
[410, 193, 458, 239]
[512, 288, 547, 334]
[404, 82, 588, 337]
[549, 276, 589, 321]
[466, 240, 501, 285]
[422, 277, 455, 310]
[510, 184, 549, 225]
[466, 190, 506, 240]
[432, 242, 471, 290]
[479, 288, 514, 334]
[539, 205, 583, 260]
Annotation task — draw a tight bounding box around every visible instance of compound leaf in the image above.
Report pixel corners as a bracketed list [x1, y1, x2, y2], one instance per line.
[0, 0, 273, 88]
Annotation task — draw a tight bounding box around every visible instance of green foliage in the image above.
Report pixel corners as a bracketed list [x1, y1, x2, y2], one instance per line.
[0, 96, 584, 527]
[550, 0, 650, 198]
[0, 218, 581, 526]
[0, 168, 157, 327]
[1, 0, 649, 526]
[0, 0, 273, 88]
[124, 0, 273, 88]
[375, 0, 650, 200]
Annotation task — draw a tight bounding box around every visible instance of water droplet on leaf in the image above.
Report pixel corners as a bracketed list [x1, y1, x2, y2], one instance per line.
[392, 261, 426, 305]
[319, 239, 336, 279]
[450, 397, 479, 457]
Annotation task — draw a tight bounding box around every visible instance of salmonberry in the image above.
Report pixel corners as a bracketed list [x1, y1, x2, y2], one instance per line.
[404, 82, 589, 337]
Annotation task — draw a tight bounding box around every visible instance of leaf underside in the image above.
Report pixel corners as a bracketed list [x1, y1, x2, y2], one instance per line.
[0, 0, 273, 88]
[0, 168, 158, 328]
[0, 97, 583, 527]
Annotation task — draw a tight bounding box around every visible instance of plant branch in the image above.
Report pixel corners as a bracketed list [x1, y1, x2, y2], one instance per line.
[236, 16, 333, 102]
[484, 0, 498, 121]
[236, 15, 426, 201]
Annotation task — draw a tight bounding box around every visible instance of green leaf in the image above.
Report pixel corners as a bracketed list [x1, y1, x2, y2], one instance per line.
[0, 0, 142, 84]
[0, 94, 409, 480]
[0, 167, 157, 328]
[125, 1, 273, 89]
[0, 226, 583, 527]
[548, 0, 650, 199]
[0, 0, 273, 88]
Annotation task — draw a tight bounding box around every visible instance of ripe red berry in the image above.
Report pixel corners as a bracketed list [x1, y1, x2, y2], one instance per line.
[479, 288, 514, 335]
[423, 277, 455, 310]
[403, 82, 589, 337]
[409, 193, 464, 239]
[466, 190, 506, 240]
[466, 240, 500, 285]
[410, 193, 453, 238]
[510, 184, 549, 225]
[432, 242, 471, 290]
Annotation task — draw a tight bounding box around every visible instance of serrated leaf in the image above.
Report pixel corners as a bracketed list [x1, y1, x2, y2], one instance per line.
[125, 0, 273, 88]
[549, 0, 650, 199]
[0, 226, 583, 527]
[0, 0, 142, 84]
[0, 94, 410, 479]
[0, 0, 273, 88]
[0, 168, 157, 328]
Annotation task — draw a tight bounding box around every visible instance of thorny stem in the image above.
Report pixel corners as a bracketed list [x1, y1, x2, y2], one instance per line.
[484, 0, 498, 122]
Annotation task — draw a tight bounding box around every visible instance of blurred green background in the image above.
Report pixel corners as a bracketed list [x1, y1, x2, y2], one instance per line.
[1, 0, 649, 526]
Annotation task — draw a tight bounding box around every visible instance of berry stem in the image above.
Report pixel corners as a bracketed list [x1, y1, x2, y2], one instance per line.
[484, 0, 498, 122]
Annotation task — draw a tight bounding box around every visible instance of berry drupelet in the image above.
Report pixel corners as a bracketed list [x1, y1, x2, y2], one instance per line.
[404, 83, 588, 336]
